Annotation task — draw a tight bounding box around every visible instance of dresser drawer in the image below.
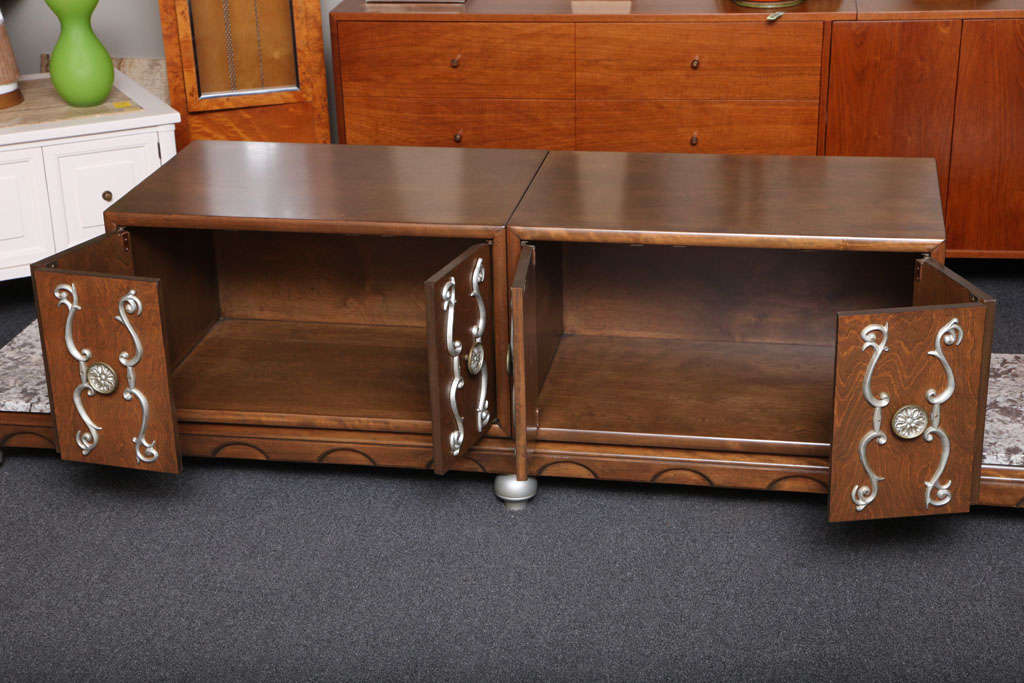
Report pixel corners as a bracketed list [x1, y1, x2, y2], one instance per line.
[340, 22, 574, 100]
[576, 100, 818, 155]
[577, 23, 822, 101]
[345, 97, 574, 150]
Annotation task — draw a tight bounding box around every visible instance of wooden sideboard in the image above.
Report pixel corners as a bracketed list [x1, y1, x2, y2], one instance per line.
[329, 0, 1024, 257]
[17, 140, 1020, 522]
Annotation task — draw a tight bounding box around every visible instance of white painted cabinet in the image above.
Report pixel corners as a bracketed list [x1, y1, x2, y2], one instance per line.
[0, 71, 179, 281]
[0, 147, 53, 275]
[43, 133, 162, 249]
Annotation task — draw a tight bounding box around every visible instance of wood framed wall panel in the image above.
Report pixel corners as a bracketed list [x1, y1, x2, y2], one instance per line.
[159, 0, 330, 145]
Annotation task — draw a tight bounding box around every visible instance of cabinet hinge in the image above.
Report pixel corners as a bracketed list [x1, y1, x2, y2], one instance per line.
[157, 141, 162, 162]
[914, 260, 923, 282]
[120, 230, 131, 253]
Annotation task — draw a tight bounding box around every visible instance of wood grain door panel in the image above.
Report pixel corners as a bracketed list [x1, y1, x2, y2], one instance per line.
[576, 100, 818, 154]
[576, 22, 822, 101]
[426, 243, 495, 474]
[826, 20, 961, 212]
[340, 22, 575, 100]
[946, 20, 1024, 253]
[345, 97, 574, 150]
[32, 235, 181, 473]
[830, 264, 991, 521]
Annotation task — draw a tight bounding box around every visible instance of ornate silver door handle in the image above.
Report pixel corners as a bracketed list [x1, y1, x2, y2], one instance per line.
[442, 278, 464, 457]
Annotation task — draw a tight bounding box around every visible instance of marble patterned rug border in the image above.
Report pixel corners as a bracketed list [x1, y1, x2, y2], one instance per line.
[2, 320, 1023, 466]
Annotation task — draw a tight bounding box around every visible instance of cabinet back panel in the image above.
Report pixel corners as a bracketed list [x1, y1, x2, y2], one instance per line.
[214, 232, 477, 326]
[558, 245, 915, 345]
[131, 228, 221, 368]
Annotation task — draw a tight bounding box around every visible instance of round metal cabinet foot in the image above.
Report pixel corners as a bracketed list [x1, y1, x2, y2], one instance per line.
[494, 474, 537, 509]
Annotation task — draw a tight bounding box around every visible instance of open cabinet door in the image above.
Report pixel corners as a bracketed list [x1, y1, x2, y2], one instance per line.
[830, 259, 993, 521]
[509, 245, 539, 482]
[426, 243, 495, 474]
[33, 234, 181, 473]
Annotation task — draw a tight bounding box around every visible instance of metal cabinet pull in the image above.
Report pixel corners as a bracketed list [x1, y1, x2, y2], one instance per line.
[454, 130, 463, 144]
[690, 134, 699, 147]
[690, 57, 700, 70]
[450, 54, 461, 68]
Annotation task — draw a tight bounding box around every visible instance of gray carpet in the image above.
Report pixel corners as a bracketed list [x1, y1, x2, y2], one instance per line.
[1, 260, 1023, 681]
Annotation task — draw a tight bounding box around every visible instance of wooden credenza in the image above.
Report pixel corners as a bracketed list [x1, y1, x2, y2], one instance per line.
[16, 140, 1024, 521]
[330, 0, 1024, 257]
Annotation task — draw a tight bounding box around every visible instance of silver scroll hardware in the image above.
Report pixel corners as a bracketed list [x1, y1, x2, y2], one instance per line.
[86, 362, 118, 395]
[55, 283, 101, 456]
[469, 257, 490, 433]
[922, 318, 964, 508]
[442, 278, 464, 457]
[853, 323, 890, 512]
[116, 290, 158, 463]
[891, 405, 928, 440]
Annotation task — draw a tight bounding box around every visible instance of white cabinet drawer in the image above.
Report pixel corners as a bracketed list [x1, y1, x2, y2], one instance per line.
[0, 147, 54, 273]
[43, 133, 161, 249]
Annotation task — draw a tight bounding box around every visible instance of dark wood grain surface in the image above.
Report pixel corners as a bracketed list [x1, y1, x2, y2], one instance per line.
[425, 244, 495, 473]
[557, 245, 914, 345]
[33, 266, 181, 473]
[510, 151, 947, 250]
[914, 258, 995, 503]
[106, 141, 547, 236]
[510, 244, 538, 480]
[535, 335, 835, 456]
[830, 303, 987, 521]
[172, 319, 433, 433]
[946, 20, 1024, 255]
[826, 20, 962, 212]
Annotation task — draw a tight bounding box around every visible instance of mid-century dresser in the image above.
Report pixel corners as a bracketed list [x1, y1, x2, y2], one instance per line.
[10, 141, 1021, 522]
[329, 0, 1024, 257]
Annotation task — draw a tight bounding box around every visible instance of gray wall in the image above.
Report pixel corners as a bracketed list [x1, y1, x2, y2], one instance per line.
[3, 0, 338, 140]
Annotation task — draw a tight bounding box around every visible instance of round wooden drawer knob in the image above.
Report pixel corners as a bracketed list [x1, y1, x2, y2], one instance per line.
[453, 131, 463, 143]
[690, 134, 699, 146]
[691, 58, 700, 70]
[102, 190, 113, 202]
[450, 55, 461, 68]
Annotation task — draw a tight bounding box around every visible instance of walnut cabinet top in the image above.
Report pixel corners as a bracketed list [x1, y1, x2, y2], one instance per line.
[107, 141, 946, 252]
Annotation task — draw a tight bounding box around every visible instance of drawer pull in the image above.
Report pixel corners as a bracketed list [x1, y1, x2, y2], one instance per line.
[690, 134, 699, 146]
[102, 190, 113, 202]
[454, 130, 463, 144]
[766, 11, 785, 22]
[450, 54, 461, 68]
[690, 57, 700, 70]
